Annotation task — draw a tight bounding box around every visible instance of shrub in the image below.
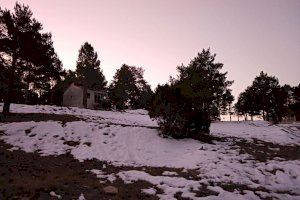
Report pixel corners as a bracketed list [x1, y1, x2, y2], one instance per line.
[149, 49, 233, 140]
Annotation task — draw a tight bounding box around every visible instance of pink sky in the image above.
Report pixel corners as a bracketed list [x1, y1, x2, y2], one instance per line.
[1, 0, 300, 98]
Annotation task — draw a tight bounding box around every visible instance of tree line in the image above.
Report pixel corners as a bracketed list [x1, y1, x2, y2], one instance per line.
[0, 3, 152, 112]
[1, 3, 299, 141]
[235, 71, 300, 123]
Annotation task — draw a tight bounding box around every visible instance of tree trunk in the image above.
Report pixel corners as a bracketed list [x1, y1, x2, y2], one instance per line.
[266, 112, 269, 121]
[25, 87, 29, 104]
[2, 76, 13, 114]
[50, 90, 54, 105]
[251, 115, 253, 121]
[2, 101, 10, 114]
[83, 85, 87, 108]
[2, 53, 16, 114]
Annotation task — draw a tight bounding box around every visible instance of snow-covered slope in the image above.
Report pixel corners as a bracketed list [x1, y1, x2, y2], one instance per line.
[211, 121, 300, 145]
[0, 103, 299, 199]
[1, 103, 157, 127]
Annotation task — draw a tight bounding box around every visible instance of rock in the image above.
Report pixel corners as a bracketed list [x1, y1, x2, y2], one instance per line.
[103, 186, 118, 195]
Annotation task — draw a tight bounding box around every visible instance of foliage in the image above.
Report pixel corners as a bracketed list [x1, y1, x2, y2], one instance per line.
[74, 42, 107, 108]
[220, 89, 234, 117]
[0, 3, 64, 113]
[39, 70, 76, 105]
[75, 42, 107, 90]
[235, 86, 260, 120]
[290, 83, 300, 121]
[149, 49, 233, 139]
[110, 64, 153, 110]
[235, 71, 288, 123]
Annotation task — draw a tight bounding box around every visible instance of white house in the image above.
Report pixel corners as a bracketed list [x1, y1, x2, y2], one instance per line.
[63, 83, 108, 109]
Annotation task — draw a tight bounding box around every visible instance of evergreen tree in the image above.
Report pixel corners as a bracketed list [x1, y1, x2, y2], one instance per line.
[290, 84, 300, 121]
[75, 42, 106, 90]
[220, 90, 234, 120]
[251, 71, 280, 120]
[237, 71, 288, 123]
[149, 49, 233, 139]
[40, 69, 76, 105]
[0, 3, 63, 113]
[75, 42, 107, 108]
[234, 92, 246, 121]
[243, 86, 260, 120]
[267, 86, 288, 123]
[110, 64, 152, 110]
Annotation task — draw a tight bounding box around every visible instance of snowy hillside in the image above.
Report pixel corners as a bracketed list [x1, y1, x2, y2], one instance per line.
[0, 103, 300, 200]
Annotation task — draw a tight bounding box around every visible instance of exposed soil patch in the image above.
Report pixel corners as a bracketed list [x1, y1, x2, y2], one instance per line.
[234, 138, 300, 162]
[0, 113, 82, 123]
[0, 140, 160, 200]
[194, 184, 219, 197]
[210, 134, 300, 162]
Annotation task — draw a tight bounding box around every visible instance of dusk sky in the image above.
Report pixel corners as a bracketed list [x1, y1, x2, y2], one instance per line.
[2, 0, 300, 98]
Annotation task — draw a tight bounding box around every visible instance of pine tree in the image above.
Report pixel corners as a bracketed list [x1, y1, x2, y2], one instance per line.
[234, 93, 246, 121]
[110, 64, 152, 110]
[237, 71, 288, 123]
[267, 86, 288, 123]
[235, 88, 260, 121]
[40, 69, 77, 105]
[220, 90, 234, 120]
[0, 3, 63, 113]
[251, 71, 280, 120]
[75, 42, 107, 108]
[290, 84, 300, 121]
[149, 49, 233, 139]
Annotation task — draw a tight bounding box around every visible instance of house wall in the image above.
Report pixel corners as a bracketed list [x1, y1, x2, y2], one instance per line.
[86, 90, 107, 109]
[87, 90, 95, 109]
[63, 84, 84, 108]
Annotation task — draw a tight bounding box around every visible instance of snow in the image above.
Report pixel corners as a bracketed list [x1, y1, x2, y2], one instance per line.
[78, 193, 86, 200]
[211, 121, 300, 145]
[117, 170, 201, 199]
[162, 171, 178, 176]
[141, 187, 157, 195]
[1, 103, 157, 127]
[49, 191, 62, 199]
[0, 103, 299, 199]
[0, 120, 244, 169]
[90, 169, 117, 183]
[117, 170, 265, 200]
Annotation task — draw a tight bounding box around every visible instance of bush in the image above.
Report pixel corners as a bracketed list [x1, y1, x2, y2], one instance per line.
[149, 84, 211, 139]
[149, 49, 233, 140]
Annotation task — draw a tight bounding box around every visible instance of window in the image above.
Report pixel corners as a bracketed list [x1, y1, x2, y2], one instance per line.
[87, 92, 90, 98]
[94, 93, 102, 103]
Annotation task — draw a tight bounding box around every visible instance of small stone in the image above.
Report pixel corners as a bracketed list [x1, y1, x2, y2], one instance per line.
[103, 186, 118, 194]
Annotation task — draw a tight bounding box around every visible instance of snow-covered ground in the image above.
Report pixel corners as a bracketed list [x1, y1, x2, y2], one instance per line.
[0, 103, 300, 199]
[1, 103, 157, 127]
[212, 121, 300, 145]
